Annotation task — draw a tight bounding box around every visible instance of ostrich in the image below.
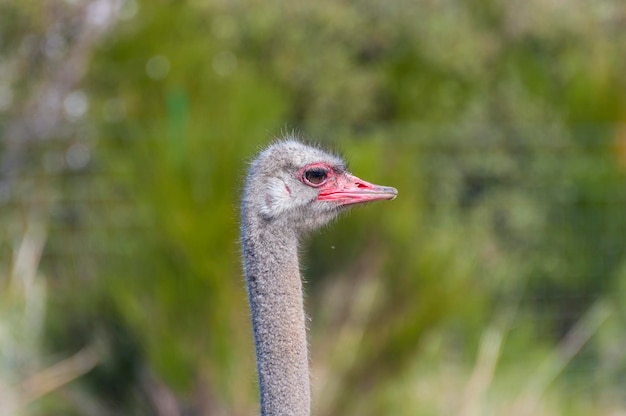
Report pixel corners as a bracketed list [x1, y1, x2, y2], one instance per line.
[241, 138, 398, 416]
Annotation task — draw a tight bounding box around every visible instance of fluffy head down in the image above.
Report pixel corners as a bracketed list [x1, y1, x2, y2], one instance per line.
[243, 139, 347, 232]
[242, 138, 397, 234]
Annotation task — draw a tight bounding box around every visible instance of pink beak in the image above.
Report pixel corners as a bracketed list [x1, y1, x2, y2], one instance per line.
[317, 173, 398, 206]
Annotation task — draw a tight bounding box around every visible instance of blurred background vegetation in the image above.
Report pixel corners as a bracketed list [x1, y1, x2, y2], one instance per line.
[1, 0, 626, 415]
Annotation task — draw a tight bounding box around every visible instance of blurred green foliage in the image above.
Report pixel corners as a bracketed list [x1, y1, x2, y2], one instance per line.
[2, 0, 626, 415]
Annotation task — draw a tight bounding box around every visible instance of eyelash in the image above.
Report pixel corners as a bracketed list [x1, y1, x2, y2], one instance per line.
[302, 167, 329, 186]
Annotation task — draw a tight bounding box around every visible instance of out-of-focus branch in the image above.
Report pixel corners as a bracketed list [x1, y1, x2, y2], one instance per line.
[459, 327, 503, 416]
[1, 218, 101, 414]
[10, 222, 46, 293]
[512, 300, 613, 415]
[138, 365, 182, 416]
[19, 344, 101, 406]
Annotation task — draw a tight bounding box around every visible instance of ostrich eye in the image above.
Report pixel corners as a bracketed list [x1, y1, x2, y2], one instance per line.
[303, 168, 328, 186]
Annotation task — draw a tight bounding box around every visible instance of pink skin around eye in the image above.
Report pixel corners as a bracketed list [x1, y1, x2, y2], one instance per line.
[298, 163, 398, 206]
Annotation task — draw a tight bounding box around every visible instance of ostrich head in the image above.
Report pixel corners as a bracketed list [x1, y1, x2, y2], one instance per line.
[243, 139, 398, 233]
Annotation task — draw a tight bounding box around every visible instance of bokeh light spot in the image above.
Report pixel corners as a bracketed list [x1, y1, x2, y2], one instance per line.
[146, 55, 170, 80]
[119, 0, 139, 20]
[64, 90, 89, 120]
[66, 143, 91, 170]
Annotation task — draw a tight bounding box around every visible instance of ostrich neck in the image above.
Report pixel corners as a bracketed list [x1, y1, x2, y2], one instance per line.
[242, 217, 310, 416]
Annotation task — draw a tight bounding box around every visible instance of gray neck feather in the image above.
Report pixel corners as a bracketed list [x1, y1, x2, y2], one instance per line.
[241, 209, 310, 416]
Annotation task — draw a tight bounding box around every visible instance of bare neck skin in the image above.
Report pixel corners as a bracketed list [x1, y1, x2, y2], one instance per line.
[241, 213, 310, 416]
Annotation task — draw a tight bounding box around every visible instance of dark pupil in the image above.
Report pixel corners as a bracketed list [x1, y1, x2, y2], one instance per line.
[305, 169, 327, 185]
